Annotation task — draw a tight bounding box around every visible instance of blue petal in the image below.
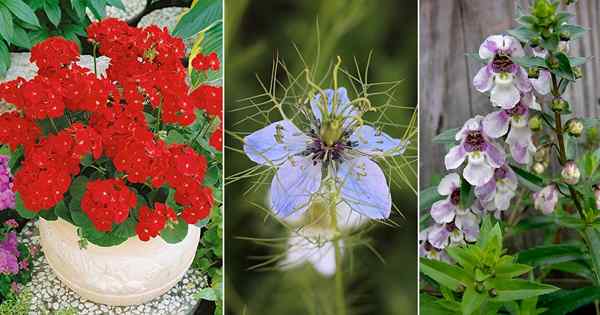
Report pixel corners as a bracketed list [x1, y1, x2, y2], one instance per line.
[310, 87, 355, 121]
[243, 120, 311, 165]
[270, 157, 322, 218]
[350, 125, 408, 157]
[337, 157, 391, 219]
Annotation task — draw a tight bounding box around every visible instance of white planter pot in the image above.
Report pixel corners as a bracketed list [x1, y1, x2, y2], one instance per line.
[38, 218, 200, 306]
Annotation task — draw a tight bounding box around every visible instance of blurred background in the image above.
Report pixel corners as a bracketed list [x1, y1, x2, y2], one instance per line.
[224, 1, 418, 314]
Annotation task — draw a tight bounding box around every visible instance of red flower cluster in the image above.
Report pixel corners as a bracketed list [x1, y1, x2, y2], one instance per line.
[136, 203, 177, 241]
[192, 52, 220, 72]
[0, 19, 218, 242]
[82, 179, 137, 231]
[210, 127, 223, 151]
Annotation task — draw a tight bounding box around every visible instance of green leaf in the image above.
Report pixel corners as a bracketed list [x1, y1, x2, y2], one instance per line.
[420, 258, 471, 291]
[513, 56, 547, 69]
[53, 200, 73, 224]
[461, 287, 487, 315]
[80, 225, 127, 247]
[69, 175, 89, 200]
[540, 287, 600, 315]
[10, 25, 30, 49]
[489, 279, 559, 302]
[113, 216, 136, 239]
[106, 0, 124, 10]
[510, 164, 544, 191]
[2, 0, 39, 27]
[560, 24, 588, 41]
[420, 293, 459, 315]
[517, 244, 585, 267]
[70, 0, 86, 20]
[545, 261, 594, 280]
[459, 177, 474, 209]
[570, 56, 588, 67]
[172, 0, 222, 39]
[160, 217, 189, 244]
[554, 52, 576, 81]
[419, 185, 443, 212]
[433, 128, 459, 144]
[38, 208, 58, 220]
[165, 129, 186, 144]
[583, 226, 600, 284]
[507, 26, 538, 42]
[446, 246, 478, 272]
[0, 39, 10, 77]
[494, 262, 532, 278]
[0, 4, 13, 43]
[196, 287, 218, 301]
[43, 0, 61, 27]
[14, 193, 37, 219]
[86, 0, 106, 19]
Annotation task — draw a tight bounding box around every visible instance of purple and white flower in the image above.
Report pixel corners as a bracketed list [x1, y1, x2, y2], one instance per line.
[475, 164, 518, 218]
[244, 87, 408, 220]
[483, 93, 539, 164]
[533, 184, 559, 215]
[430, 173, 461, 224]
[426, 207, 481, 250]
[444, 116, 506, 187]
[419, 227, 450, 262]
[473, 35, 532, 109]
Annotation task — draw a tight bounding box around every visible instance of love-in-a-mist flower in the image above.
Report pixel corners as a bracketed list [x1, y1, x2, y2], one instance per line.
[244, 87, 407, 220]
[533, 184, 559, 215]
[445, 116, 505, 187]
[0, 155, 14, 211]
[475, 164, 518, 218]
[430, 173, 461, 224]
[279, 192, 367, 276]
[483, 92, 539, 164]
[473, 35, 531, 108]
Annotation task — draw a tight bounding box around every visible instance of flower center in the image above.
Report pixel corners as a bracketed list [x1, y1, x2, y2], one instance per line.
[504, 101, 528, 117]
[464, 131, 487, 152]
[450, 189, 460, 205]
[494, 167, 507, 179]
[492, 53, 514, 73]
[304, 127, 353, 165]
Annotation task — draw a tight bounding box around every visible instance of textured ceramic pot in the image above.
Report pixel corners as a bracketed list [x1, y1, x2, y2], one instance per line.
[38, 218, 200, 306]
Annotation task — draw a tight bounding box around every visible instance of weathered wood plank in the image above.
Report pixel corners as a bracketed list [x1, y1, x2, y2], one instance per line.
[420, 0, 600, 187]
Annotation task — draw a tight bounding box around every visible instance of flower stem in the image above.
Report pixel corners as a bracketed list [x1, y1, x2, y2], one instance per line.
[550, 72, 585, 217]
[328, 188, 346, 315]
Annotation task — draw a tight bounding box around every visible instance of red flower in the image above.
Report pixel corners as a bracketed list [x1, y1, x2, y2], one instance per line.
[191, 85, 222, 119]
[30, 37, 79, 73]
[191, 52, 220, 72]
[81, 179, 137, 232]
[0, 112, 40, 151]
[209, 126, 222, 151]
[135, 202, 177, 241]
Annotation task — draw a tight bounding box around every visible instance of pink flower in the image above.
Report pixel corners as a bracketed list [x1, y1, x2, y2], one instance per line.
[533, 185, 559, 215]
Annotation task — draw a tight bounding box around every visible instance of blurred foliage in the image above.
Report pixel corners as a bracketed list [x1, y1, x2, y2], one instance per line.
[224, 1, 417, 314]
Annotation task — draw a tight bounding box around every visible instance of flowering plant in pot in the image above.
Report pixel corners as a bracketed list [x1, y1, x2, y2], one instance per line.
[0, 18, 222, 305]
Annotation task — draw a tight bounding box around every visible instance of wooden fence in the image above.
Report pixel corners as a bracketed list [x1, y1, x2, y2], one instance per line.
[419, 0, 600, 187]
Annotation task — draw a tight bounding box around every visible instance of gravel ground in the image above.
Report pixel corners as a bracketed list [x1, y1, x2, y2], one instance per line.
[20, 221, 206, 315]
[106, 0, 185, 31]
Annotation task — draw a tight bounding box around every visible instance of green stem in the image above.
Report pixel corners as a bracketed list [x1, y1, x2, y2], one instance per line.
[328, 180, 346, 315]
[49, 118, 58, 133]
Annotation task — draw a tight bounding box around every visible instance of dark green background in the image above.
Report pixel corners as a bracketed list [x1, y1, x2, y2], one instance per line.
[225, 1, 418, 314]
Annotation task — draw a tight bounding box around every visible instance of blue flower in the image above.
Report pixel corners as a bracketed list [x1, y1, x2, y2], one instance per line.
[243, 87, 408, 220]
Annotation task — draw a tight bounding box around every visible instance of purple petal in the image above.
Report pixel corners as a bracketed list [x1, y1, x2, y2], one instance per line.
[437, 173, 460, 196]
[485, 142, 506, 168]
[430, 199, 456, 224]
[244, 120, 311, 166]
[337, 157, 392, 219]
[444, 145, 467, 170]
[270, 157, 322, 218]
[483, 110, 510, 138]
[310, 88, 356, 124]
[473, 65, 494, 92]
[514, 66, 532, 92]
[428, 224, 450, 249]
[350, 125, 408, 157]
[479, 35, 503, 59]
[474, 178, 496, 202]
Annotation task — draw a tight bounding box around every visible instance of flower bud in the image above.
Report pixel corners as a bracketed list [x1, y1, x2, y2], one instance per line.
[541, 29, 553, 40]
[533, 0, 556, 19]
[529, 115, 542, 131]
[594, 184, 600, 209]
[560, 31, 571, 42]
[547, 55, 560, 69]
[561, 160, 580, 185]
[533, 162, 546, 175]
[566, 118, 583, 137]
[534, 184, 559, 214]
[475, 282, 486, 293]
[534, 146, 549, 162]
[488, 288, 498, 298]
[551, 98, 568, 112]
[528, 67, 540, 79]
[574, 67, 583, 79]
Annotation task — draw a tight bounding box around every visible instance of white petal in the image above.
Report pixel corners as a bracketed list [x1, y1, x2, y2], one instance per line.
[244, 120, 311, 165]
[491, 75, 520, 109]
[430, 199, 457, 224]
[463, 154, 494, 186]
[270, 157, 322, 218]
[444, 145, 467, 170]
[336, 201, 368, 230]
[531, 70, 552, 95]
[437, 173, 460, 196]
[350, 125, 408, 157]
[337, 157, 391, 219]
[483, 110, 510, 138]
[473, 66, 494, 92]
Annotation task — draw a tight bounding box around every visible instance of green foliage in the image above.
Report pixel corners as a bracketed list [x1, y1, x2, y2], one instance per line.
[421, 218, 558, 315]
